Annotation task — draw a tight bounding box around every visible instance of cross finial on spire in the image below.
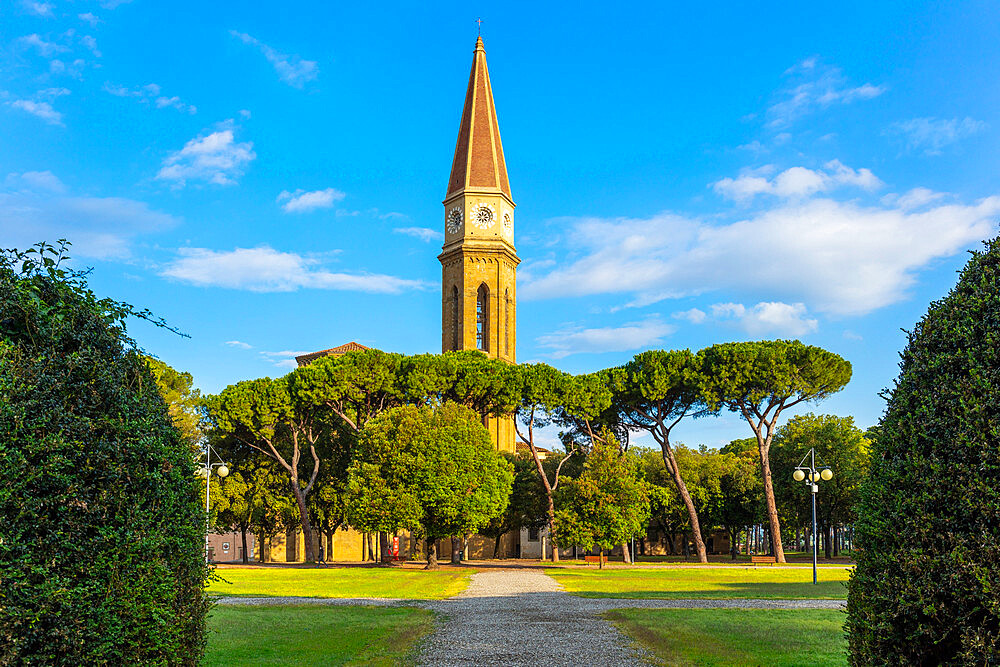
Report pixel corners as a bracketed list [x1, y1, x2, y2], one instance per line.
[475, 17, 483, 36]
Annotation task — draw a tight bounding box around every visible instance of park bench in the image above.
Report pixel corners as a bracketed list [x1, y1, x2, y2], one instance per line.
[584, 555, 607, 564]
[750, 555, 776, 566]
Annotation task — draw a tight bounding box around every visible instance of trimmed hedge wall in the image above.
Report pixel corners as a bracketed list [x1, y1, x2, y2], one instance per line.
[0, 246, 210, 664]
[846, 239, 1000, 664]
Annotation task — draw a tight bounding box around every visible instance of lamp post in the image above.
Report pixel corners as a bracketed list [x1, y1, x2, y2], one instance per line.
[198, 444, 229, 563]
[792, 448, 833, 584]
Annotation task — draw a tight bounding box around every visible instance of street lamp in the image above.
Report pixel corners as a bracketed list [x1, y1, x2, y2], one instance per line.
[199, 444, 229, 563]
[793, 448, 832, 585]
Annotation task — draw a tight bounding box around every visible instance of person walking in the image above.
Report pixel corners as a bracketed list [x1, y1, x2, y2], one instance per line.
[317, 543, 326, 566]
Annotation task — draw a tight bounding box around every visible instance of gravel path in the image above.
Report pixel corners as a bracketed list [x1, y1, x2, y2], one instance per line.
[415, 569, 651, 665]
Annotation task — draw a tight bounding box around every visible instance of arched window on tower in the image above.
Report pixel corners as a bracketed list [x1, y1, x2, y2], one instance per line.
[505, 289, 511, 356]
[476, 284, 489, 352]
[451, 286, 460, 350]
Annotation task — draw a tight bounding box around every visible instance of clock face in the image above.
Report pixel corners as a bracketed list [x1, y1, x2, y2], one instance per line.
[502, 212, 513, 235]
[446, 206, 463, 234]
[470, 203, 495, 230]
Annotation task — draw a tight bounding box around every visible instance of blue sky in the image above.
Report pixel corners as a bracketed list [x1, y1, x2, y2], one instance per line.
[2, 1, 998, 449]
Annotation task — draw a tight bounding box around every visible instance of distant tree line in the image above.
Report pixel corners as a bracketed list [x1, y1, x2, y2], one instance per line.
[178, 339, 857, 568]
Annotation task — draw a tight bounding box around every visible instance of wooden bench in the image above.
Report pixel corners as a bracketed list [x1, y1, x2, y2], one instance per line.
[584, 555, 607, 564]
[750, 555, 776, 566]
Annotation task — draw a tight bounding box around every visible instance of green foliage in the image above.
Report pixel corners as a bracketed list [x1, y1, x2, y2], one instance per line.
[0, 242, 209, 664]
[846, 240, 1000, 664]
[770, 414, 870, 535]
[480, 453, 549, 556]
[209, 456, 297, 557]
[554, 437, 651, 553]
[699, 340, 852, 560]
[346, 402, 514, 543]
[698, 340, 852, 415]
[145, 355, 204, 447]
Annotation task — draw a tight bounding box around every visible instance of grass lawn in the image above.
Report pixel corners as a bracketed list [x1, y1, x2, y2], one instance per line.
[208, 566, 472, 600]
[547, 567, 850, 599]
[205, 605, 433, 666]
[607, 608, 846, 666]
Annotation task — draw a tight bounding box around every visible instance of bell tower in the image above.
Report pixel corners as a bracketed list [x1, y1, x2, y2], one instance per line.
[439, 35, 518, 452]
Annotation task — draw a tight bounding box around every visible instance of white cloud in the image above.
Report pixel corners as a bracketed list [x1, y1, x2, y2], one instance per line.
[5, 170, 66, 193]
[710, 301, 819, 336]
[78, 13, 100, 26]
[160, 246, 431, 294]
[713, 160, 881, 202]
[24, 1, 54, 17]
[277, 188, 345, 213]
[0, 171, 178, 259]
[79, 35, 100, 57]
[884, 187, 949, 211]
[536, 319, 675, 359]
[229, 31, 318, 88]
[768, 58, 884, 128]
[105, 82, 196, 114]
[157, 124, 255, 186]
[225, 340, 253, 349]
[887, 117, 987, 155]
[394, 227, 443, 242]
[258, 350, 311, 369]
[49, 58, 85, 78]
[19, 34, 68, 57]
[672, 308, 707, 324]
[8, 99, 63, 125]
[522, 180, 1000, 316]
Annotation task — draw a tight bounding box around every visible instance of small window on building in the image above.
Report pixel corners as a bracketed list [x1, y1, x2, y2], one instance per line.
[476, 284, 489, 351]
[504, 289, 511, 355]
[451, 285, 460, 350]
[528, 526, 539, 541]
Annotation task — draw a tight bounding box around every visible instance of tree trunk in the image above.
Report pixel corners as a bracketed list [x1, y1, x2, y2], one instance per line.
[290, 482, 315, 563]
[599, 548, 604, 570]
[825, 525, 833, 560]
[833, 526, 840, 557]
[425, 539, 439, 570]
[660, 444, 708, 563]
[757, 445, 786, 563]
[682, 532, 690, 561]
[451, 536, 462, 564]
[380, 532, 392, 565]
[548, 505, 559, 562]
[493, 534, 502, 559]
[240, 524, 249, 564]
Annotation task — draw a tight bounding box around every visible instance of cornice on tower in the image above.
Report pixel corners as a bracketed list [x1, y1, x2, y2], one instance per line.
[446, 36, 512, 202]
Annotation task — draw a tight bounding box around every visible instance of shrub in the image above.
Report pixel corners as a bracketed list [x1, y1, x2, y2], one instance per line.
[0, 243, 210, 665]
[845, 239, 1000, 664]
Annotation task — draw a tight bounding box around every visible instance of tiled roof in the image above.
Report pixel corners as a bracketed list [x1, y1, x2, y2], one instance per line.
[446, 36, 512, 200]
[295, 341, 371, 367]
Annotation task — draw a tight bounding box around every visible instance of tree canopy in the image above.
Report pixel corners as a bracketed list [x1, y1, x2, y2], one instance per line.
[610, 349, 713, 562]
[554, 437, 650, 566]
[700, 340, 852, 561]
[346, 402, 514, 568]
[145, 356, 203, 447]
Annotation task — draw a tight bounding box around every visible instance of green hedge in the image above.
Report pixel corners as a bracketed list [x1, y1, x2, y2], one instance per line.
[846, 239, 1000, 663]
[0, 245, 210, 665]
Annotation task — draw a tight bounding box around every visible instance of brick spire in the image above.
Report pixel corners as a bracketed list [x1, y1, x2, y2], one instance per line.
[446, 36, 512, 200]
